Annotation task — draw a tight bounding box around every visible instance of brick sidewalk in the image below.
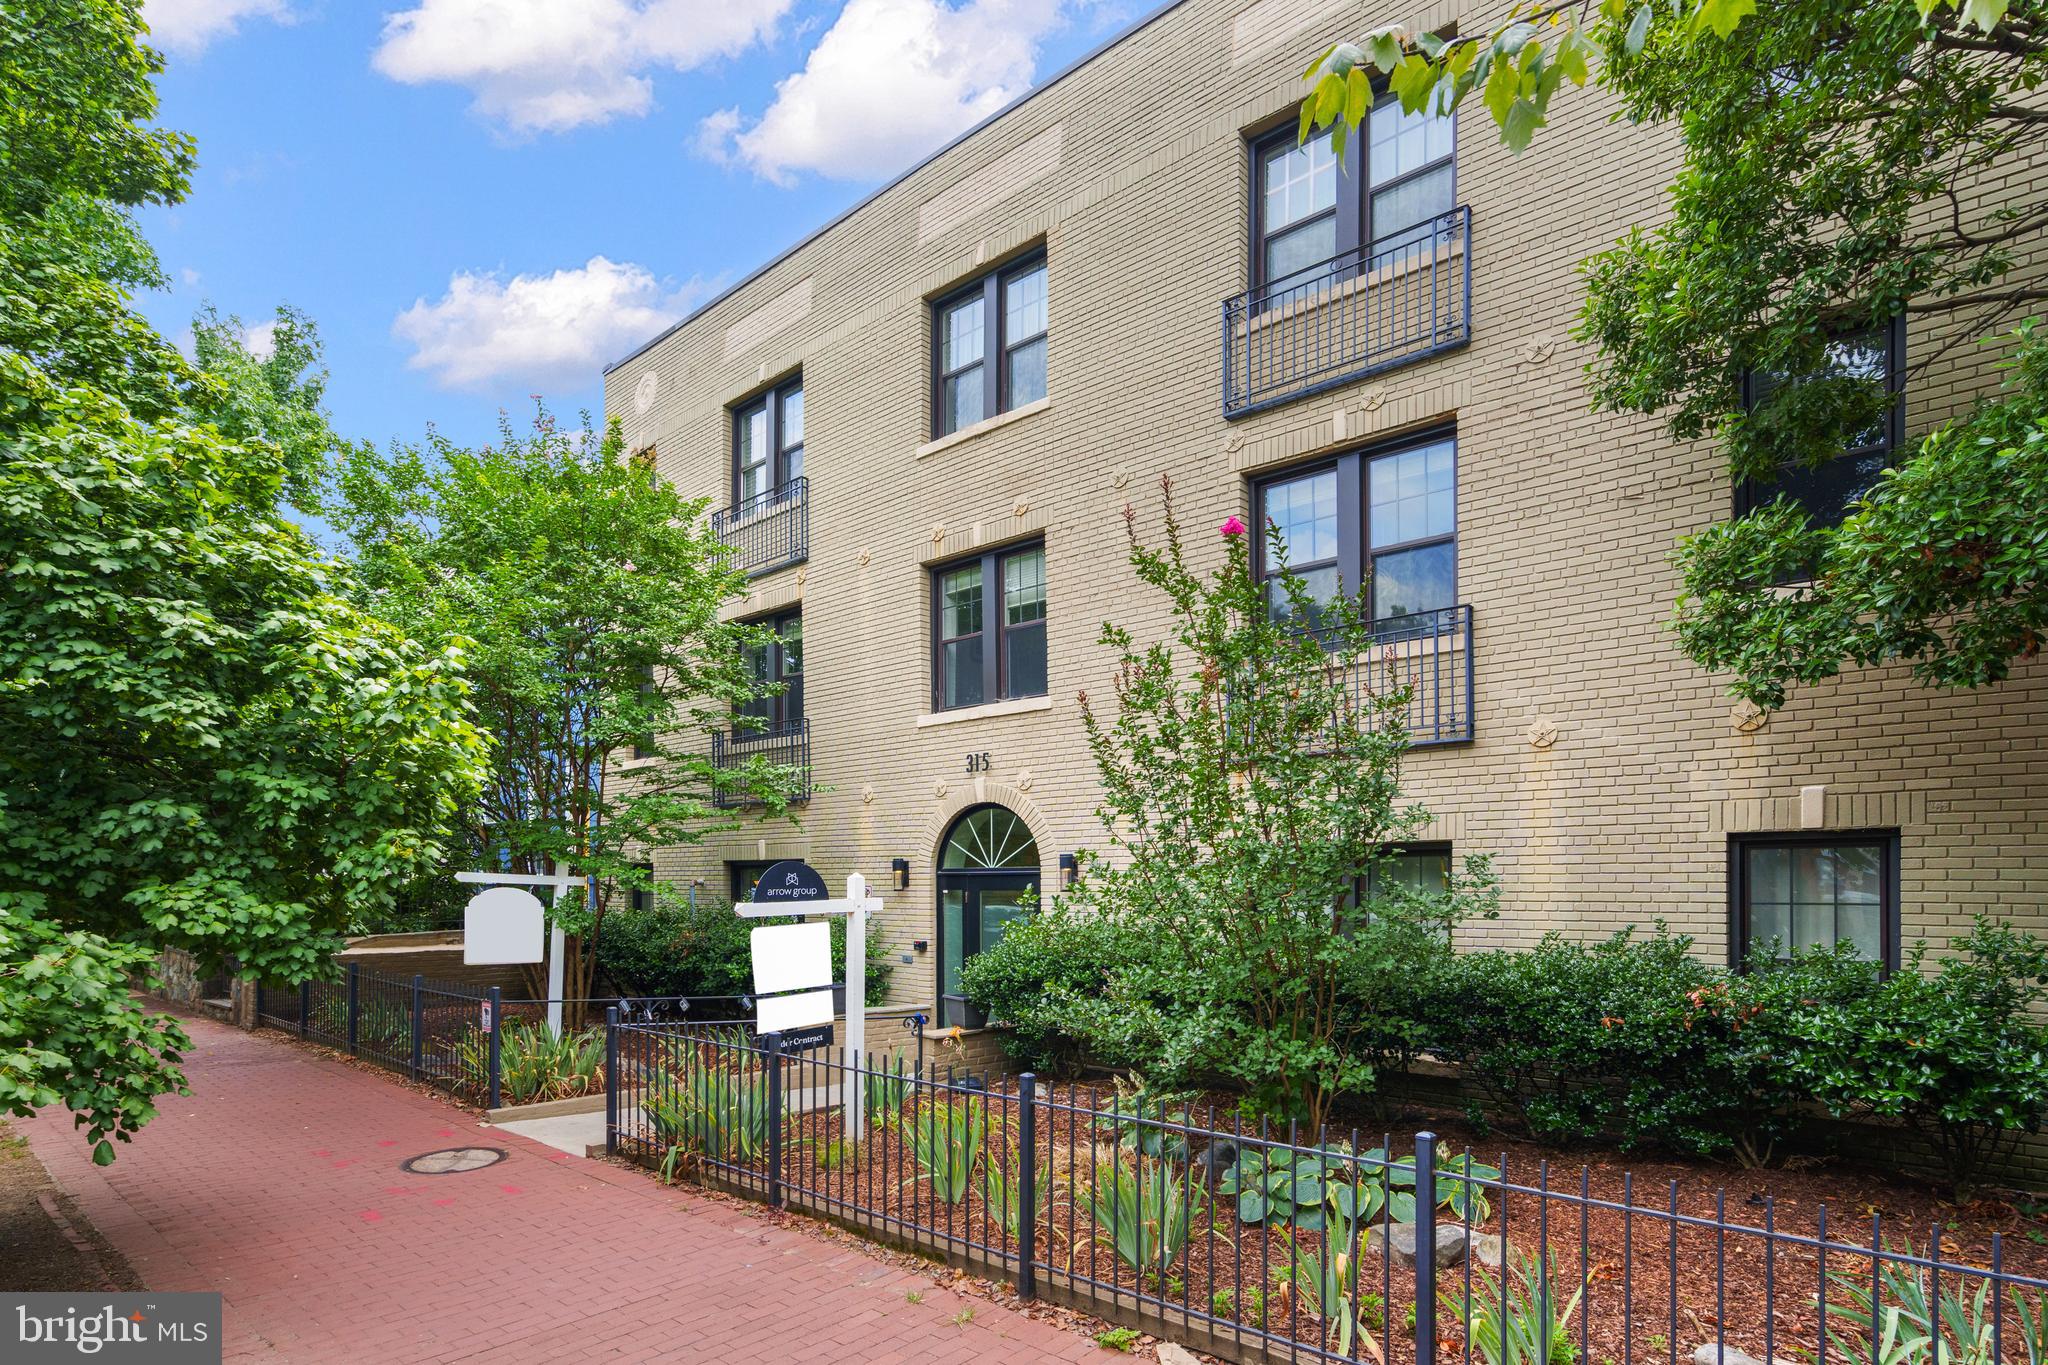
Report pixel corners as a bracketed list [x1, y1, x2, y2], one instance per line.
[19, 1014, 1116, 1363]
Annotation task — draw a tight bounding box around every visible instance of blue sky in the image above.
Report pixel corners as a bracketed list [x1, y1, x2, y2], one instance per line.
[138, 0, 1134, 451]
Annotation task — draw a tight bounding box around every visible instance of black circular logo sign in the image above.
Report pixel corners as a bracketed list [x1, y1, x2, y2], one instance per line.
[750, 859, 828, 906]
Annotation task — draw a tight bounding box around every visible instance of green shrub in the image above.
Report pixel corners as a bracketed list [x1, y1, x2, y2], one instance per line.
[1425, 926, 1882, 1159]
[1426, 926, 1723, 1146]
[1795, 919, 2048, 1198]
[958, 906, 1173, 1076]
[597, 894, 891, 1004]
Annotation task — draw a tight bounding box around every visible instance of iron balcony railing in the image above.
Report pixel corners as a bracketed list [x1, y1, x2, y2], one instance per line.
[710, 717, 811, 809]
[712, 477, 808, 577]
[1335, 603, 1474, 746]
[1223, 206, 1472, 419]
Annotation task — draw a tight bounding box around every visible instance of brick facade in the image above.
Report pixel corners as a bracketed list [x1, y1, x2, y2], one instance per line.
[602, 0, 2047, 1016]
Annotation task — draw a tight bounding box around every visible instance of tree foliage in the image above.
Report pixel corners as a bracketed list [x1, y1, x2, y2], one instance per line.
[0, 1, 485, 1161]
[1300, 0, 2046, 708]
[1009, 479, 1493, 1127]
[326, 413, 801, 1024]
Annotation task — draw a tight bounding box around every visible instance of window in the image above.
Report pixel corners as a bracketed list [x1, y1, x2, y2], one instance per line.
[1341, 843, 1452, 930]
[1737, 322, 1902, 528]
[729, 861, 774, 904]
[1730, 832, 1899, 970]
[932, 541, 1046, 710]
[1251, 97, 1455, 296]
[931, 254, 1048, 437]
[628, 863, 655, 914]
[737, 610, 802, 734]
[1254, 432, 1457, 625]
[732, 377, 804, 509]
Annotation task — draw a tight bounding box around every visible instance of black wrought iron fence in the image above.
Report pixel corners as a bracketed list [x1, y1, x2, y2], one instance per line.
[1224, 208, 1472, 419]
[606, 1021, 2048, 1365]
[255, 966, 496, 1102]
[711, 477, 808, 577]
[1328, 605, 1474, 747]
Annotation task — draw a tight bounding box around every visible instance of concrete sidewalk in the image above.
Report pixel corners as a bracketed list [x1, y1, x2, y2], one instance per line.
[19, 1013, 1114, 1363]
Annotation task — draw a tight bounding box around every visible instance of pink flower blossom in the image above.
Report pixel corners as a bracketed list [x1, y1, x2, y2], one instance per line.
[1219, 515, 1247, 537]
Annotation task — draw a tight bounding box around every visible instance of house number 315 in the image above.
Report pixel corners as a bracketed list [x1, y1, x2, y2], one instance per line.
[964, 752, 992, 774]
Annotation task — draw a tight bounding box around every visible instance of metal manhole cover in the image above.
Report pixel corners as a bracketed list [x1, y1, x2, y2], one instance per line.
[402, 1147, 506, 1175]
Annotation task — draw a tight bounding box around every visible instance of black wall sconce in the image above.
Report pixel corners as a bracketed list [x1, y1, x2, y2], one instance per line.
[1058, 851, 1079, 890]
[890, 857, 910, 891]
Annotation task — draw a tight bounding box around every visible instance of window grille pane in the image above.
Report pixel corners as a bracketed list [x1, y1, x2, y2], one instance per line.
[940, 564, 983, 639]
[1369, 439, 1456, 547]
[781, 386, 804, 447]
[1003, 549, 1046, 625]
[1004, 266, 1047, 341]
[1260, 468, 1340, 568]
[1263, 129, 1337, 231]
[941, 295, 984, 371]
[1369, 98, 1454, 185]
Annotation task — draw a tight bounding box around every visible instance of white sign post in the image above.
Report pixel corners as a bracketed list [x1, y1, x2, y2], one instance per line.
[457, 866, 579, 1038]
[737, 872, 876, 1146]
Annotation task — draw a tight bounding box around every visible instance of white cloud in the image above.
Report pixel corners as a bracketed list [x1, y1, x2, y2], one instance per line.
[392, 256, 706, 391]
[144, 0, 292, 55]
[699, 0, 1074, 186]
[373, 0, 793, 135]
[240, 319, 279, 363]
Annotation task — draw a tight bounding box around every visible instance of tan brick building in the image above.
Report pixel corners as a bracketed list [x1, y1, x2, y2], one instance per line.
[602, 0, 2047, 1028]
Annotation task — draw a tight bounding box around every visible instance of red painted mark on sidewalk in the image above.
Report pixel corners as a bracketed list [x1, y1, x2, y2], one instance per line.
[498, 1185, 523, 1195]
[357, 1210, 383, 1223]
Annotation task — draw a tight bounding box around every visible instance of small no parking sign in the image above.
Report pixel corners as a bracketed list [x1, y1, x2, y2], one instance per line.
[480, 999, 493, 1033]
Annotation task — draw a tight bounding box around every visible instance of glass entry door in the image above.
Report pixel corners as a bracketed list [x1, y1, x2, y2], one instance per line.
[939, 875, 1036, 1029]
[934, 804, 1041, 1030]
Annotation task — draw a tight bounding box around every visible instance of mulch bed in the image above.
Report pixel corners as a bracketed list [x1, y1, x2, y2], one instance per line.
[632, 1054, 2048, 1365]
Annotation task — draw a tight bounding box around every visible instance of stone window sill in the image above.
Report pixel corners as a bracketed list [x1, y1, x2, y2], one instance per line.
[914, 694, 1053, 728]
[915, 396, 1050, 461]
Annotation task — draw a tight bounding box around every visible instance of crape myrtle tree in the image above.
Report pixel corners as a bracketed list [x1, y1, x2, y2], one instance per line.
[327, 418, 803, 1027]
[1, 1, 486, 1163]
[1280, 0, 2046, 710]
[1052, 479, 1493, 1128]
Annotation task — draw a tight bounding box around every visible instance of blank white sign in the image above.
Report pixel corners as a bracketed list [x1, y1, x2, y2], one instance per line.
[750, 921, 831, 996]
[757, 989, 835, 1033]
[463, 886, 545, 965]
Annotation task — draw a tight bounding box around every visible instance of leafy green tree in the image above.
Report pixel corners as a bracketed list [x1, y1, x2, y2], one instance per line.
[1, 0, 486, 1163]
[327, 413, 803, 1025]
[1291, 0, 2046, 708]
[1039, 478, 1492, 1127]
[189, 303, 347, 511]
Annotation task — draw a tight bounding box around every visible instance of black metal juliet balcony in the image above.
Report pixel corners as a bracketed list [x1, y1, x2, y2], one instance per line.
[1347, 605, 1474, 746]
[710, 718, 811, 809]
[712, 477, 808, 577]
[1222, 208, 1471, 419]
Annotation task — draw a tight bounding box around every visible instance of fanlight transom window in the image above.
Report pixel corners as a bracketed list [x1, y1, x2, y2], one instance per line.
[939, 806, 1039, 871]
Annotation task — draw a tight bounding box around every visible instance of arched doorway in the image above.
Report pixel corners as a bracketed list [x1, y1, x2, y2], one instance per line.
[935, 804, 1040, 1029]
